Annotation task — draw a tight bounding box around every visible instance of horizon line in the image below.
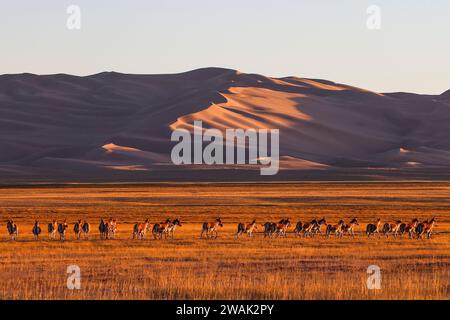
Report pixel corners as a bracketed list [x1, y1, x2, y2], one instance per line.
[1, 67, 448, 96]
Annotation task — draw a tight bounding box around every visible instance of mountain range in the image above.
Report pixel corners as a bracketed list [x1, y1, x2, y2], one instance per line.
[1, 67, 450, 182]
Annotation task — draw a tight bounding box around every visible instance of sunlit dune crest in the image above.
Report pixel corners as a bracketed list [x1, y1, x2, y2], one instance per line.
[400, 148, 409, 154]
[279, 156, 329, 169]
[102, 143, 143, 153]
[104, 165, 149, 171]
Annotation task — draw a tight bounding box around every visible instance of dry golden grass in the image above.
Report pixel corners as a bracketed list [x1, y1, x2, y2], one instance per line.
[0, 182, 449, 300]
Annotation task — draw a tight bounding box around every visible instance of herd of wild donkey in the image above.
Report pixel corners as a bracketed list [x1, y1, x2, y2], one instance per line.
[2, 216, 437, 241]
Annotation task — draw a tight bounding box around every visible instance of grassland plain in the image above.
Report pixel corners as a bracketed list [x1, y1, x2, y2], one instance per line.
[0, 182, 449, 300]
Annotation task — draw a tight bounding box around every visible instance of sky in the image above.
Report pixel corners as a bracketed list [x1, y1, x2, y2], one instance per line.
[1, 0, 449, 94]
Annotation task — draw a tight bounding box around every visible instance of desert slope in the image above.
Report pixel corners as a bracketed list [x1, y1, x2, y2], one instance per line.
[0, 68, 449, 182]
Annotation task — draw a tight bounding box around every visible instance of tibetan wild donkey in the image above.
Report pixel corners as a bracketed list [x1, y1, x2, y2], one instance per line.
[415, 218, 436, 240]
[276, 219, 291, 238]
[99, 218, 117, 240]
[382, 220, 403, 238]
[262, 222, 277, 238]
[133, 219, 151, 240]
[326, 220, 345, 238]
[341, 218, 359, 238]
[81, 221, 90, 240]
[400, 218, 419, 239]
[200, 218, 223, 239]
[73, 220, 82, 240]
[6, 220, 19, 240]
[58, 220, 68, 241]
[236, 220, 258, 238]
[32, 220, 42, 240]
[48, 220, 57, 240]
[366, 218, 382, 238]
[108, 219, 118, 239]
[152, 218, 172, 240]
[302, 218, 327, 238]
[294, 221, 304, 237]
[166, 219, 182, 240]
[311, 218, 327, 236]
[99, 219, 108, 239]
[153, 218, 183, 240]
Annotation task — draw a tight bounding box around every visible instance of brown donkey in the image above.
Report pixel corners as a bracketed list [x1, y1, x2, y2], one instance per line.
[133, 219, 151, 240]
[236, 220, 258, 238]
[366, 218, 381, 238]
[342, 218, 359, 238]
[200, 218, 223, 239]
[152, 219, 171, 240]
[416, 218, 436, 240]
[382, 220, 402, 238]
[400, 218, 419, 239]
[326, 220, 345, 238]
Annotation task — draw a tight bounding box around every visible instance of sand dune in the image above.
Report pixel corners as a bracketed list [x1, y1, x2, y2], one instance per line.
[0, 68, 449, 182]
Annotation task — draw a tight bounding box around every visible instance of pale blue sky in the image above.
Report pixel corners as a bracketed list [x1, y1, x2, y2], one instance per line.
[1, 0, 449, 94]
